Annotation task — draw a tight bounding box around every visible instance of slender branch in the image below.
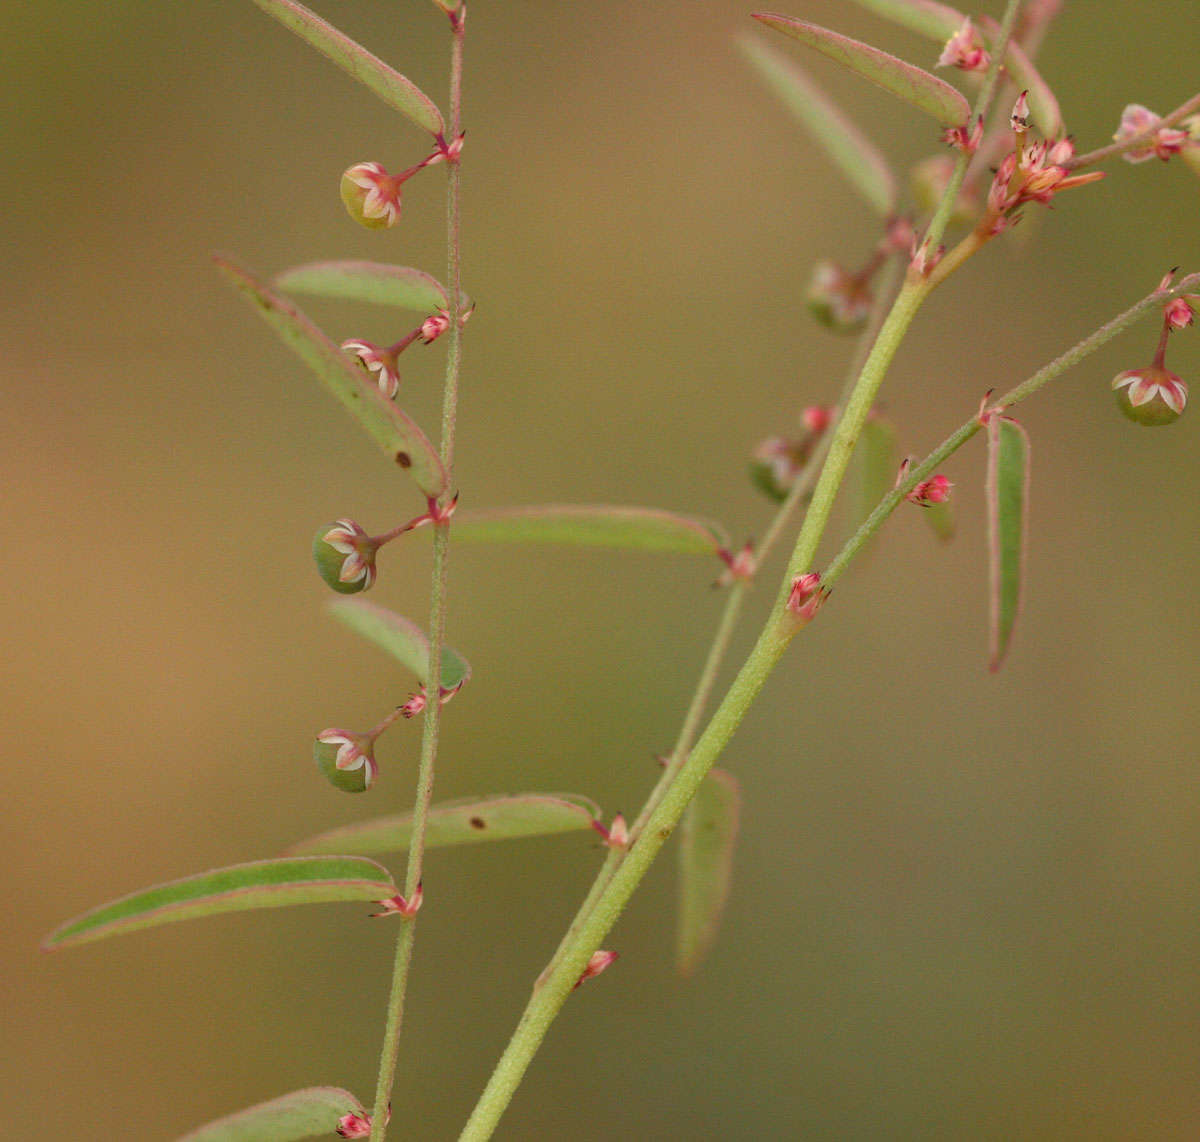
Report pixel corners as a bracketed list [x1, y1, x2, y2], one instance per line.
[534, 252, 907, 990]
[458, 8, 1033, 1132]
[823, 274, 1200, 588]
[1066, 91, 1200, 170]
[370, 14, 466, 1141]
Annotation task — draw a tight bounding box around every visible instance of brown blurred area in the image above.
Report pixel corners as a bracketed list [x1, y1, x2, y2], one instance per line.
[7, 1, 1200, 1137]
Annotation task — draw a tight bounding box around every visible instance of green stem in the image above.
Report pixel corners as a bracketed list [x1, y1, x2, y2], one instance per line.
[532, 256, 908, 992]
[458, 8, 1030, 1134]
[370, 16, 466, 1142]
[824, 273, 1200, 588]
[459, 268, 1193, 1142]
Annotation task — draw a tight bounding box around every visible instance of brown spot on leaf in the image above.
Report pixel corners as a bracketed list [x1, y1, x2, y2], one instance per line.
[395, 452, 412, 468]
[469, 816, 487, 830]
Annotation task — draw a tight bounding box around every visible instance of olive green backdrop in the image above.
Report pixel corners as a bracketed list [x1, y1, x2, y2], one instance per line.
[7, 1, 1200, 1138]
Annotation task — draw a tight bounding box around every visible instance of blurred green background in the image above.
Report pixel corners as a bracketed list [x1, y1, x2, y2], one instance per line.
[8, 1, 1200, 1138]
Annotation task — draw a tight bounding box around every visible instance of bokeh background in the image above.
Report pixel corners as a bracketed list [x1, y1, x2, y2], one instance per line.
[7, 1, 1200, 1138]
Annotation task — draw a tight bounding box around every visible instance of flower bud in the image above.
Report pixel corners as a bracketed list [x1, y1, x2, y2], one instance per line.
[314, 729, 377, 793]
[313, 519, 378, 594]
[336, 1111, 374, 1139]
[806, 260, 871, 333]
[1165, 297, 1195, 331]
[420, 310, 452, 344]
[1112, 366, 1188, 426]
[906, 473, 953, 506]
[1114, 105, 1190, 163]
[786, 572, 825, 623]
[340, 162, 404, 229]
[573, 949, 619, 989]
[936, 18, 989, 73]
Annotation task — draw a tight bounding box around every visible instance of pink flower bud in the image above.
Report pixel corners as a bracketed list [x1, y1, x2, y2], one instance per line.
[1114, 104, 1190, 163]
[372, 883, 423, 917]
[314, 729, 378, 792]
[400, 690, 428, 719]
[340, 162, 406, 229]
[1112, 366, 1188, 426]
[1010, 91, 1031, 132]
[715, 541, 757, 587]
[313, 519, 379, 594]
[336, 1112, 373, 1139]
[937, 18, 990, 73]
[341, 339, 402, 398]
[574, 949, 619, 989]
[592, 813, 629, 849]
[906, 473, 953, 506]
[1165, 297, 1195, 331]
[940, 117, 983, 155]
[801, 405, 833, 435]
[786, 572, 825, 623]
[420, 310, 452, 344]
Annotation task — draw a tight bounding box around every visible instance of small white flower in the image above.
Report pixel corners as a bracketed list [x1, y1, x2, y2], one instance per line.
[341, 339, 400, 398]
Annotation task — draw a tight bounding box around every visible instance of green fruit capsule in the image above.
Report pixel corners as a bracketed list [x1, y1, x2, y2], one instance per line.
[313, 520, 377, 593]
[1112, 367, 1187, 427]
[314, 731, 375, 793]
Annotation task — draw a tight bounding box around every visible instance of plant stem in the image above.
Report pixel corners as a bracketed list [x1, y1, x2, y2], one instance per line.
[532, 256, 907, 991]
[1067, 90, 1200, 170]
[824, 273, 1200, 588]
[369, 15, 466, 1142]
[460, 269, 1192, 1142]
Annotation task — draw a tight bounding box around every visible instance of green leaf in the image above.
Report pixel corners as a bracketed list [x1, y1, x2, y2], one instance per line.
[276, 260, 450, 313]
[851, 414, 897, 534]
[328, 597, 471, 692]
[842, 5, 1066, 139]
[676, 768, 741, 977]
[738, 35, 897, 217]
[844, 0, 963, 42]
[451, 505, 729, 556]
[214, 256, 447, 498]
[42, 857, 396, 949]
[250, 0, 444, 136]
[753, 15, 971, 128]
[178, 1087, 366, 1142]
[288, 793, 602, 855]
[986, 415, 1029, 672]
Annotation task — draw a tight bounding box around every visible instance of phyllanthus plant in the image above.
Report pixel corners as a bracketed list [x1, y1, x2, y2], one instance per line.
[43, 2, 1200, 1139]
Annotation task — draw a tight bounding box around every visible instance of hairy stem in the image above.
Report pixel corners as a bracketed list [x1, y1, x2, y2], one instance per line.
[370, 15, 466, 1141]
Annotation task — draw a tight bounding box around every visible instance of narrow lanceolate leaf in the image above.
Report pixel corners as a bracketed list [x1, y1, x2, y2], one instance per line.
[214, 256, 447, 497]
[986, 415, 1030, 672]
[42, 857, 396, 949]
[753, 15, 971, 128]
[328, 597, 471, 692]
[851, 414, 896, 534]
[178, 1087, 365, 1142]
[844, 0, 963, 42]
[250, 0, 444, 136]
[277, 261, 449, 313]
[452, 505, 729, 557]
[288, 793, 601, 856]
[677, 768, 741, 977]
[738, 35, 897, 217]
